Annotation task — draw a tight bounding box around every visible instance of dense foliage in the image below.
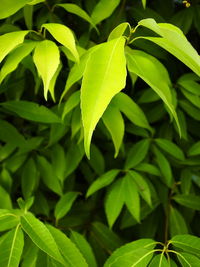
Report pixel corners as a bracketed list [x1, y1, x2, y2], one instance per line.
[0, 0, 200, 266]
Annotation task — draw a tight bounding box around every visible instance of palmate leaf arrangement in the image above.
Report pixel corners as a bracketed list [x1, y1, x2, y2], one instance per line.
[0, 0, 200, 266]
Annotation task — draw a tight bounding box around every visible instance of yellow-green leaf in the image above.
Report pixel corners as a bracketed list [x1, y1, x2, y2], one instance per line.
[0, 0, 31, 19]
[42, 23, 79, 62]
[33, 40, 60, 100]
[81, 37, 127, 158]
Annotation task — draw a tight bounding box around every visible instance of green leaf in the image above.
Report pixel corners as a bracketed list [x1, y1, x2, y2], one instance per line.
[125, 139, 150, 169]
[0, 186, 12, 209]
[70, 230, 97, 267]
[0, 0, 31, 19]
[173, 194, 200, 210]
[129, 170, 151, 206]
[112, 92, 152, 132]
[104, 239, 156, 267]
[47, 225, 88, 267]
[169, 206, 188, 237]
[154, 138, 185, 160]
[153, 146, 173, 187]
[177, 252, 200, 267]
[102, 104, 124, 158]
[149, 254, 169, 267]
[21, 212, 65, 265]
[1, 101, 61, 123]
[42, 23, 79, 63]
[23, 5, 33, 30]
[0, 31, 29, 63]
[81, 37, 126, 158]
[51, 144, 66, 183]
[91, 0, 120, 25]
[0, 225, 24, 267]
[0, 42, 36, 83]
[142, 0, 146, 8]
[0, 119, 26, 146]
[89, 145, 105, 175]
[134, 163, 161, 176]
[62, 91, 80, 120]
[37, 155, 62, 196]
[105, 178, 125, 228]
[179, 100, 200, 121]
[33, 40, 60, 100]
[171, 234, 200, 256]
[91, 222, 123, 252]
[22, 158, 38, 199]
[188, 141, 200, 156]
[86, 169, 120, 197]
[54, 192, 79, 221]
[0, 209, 19, 232]
[137, 18, 200, 77]
[123, 173, 140, 222]
[108, 22, 131, 41]
[57, 4, 97, 32]
[126, 47, 180, 133]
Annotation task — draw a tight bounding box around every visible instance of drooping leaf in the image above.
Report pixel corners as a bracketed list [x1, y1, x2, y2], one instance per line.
[105, 178, 125, 228]
[0, 31, 29, 63]
[102, 104, 124, 158]
[20, 212, 65, 265]
[149, 254, 169, 267]
[0, 225, 24, 267]
[188, 141, 200, 157]
[54, 192, 79, 221]
[33, 40, 60, 100]
[0, 42, 36, 83]
[126, 47, 180, 133]
[141, 0, 146, 9]
[137, 18, 200, 77]
[80, 37, 127, 158]
[104, 239, 156, 267]
[57, 4, 97, 31]
[1, 101, 61, 123]
[0, 0, 31, 19]
[173, 194, 200, 210]
[112, 92, 152, 132]
[22, 158, 38, 199]
[62, 91, 80, 120]
[0, 186, 12, 209]
[86, 169, 120, 197]
[42, 23, 79, 62]
[91, 0, 121, 25]
[47, 225, 88, 267]
[125, 139, 150, 169]
[70, 230, 97, 267]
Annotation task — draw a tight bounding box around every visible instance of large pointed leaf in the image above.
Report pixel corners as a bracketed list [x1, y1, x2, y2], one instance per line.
[33, 40, 60, 100]
[47, 225, 88, 267]
[104, 239, 156, 267]
[169, 206, 188, 237]
[105, 178, 125, 228]
[57, 4, 97, 31]
[0, 225, 24, 267]
[42, 23, 79, 63]
[177, 252, 200, 267]
[149, 254, 168, 267]
[81, 37, 127, 158]
[0, 42, 36, 83]
[91, 0, 120, 25]
[20, 212, 65, 265]
[0, 0, 31, 19]
[173, 194, 200, 210]
[137, 18, 200, 77]
[126, 47, 180, 132]
[102, 104, 124, 158]
[0, 31, 29, 63]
